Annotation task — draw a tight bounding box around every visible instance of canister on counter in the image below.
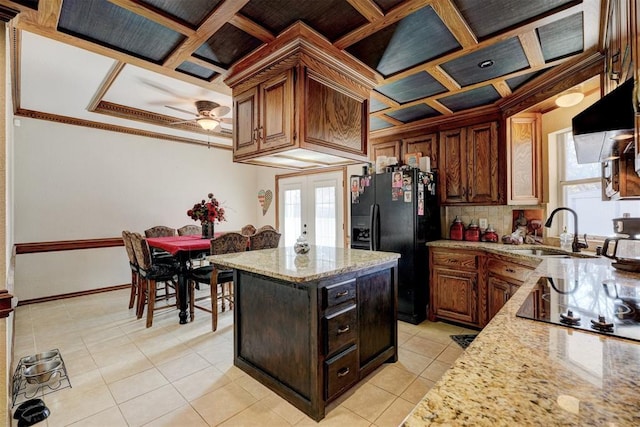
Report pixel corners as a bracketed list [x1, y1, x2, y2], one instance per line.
[450, 216, 464, 240]
[464, 220, 480, 241]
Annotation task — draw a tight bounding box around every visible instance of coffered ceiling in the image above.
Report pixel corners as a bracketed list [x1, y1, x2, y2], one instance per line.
[1, 0, 603, 147]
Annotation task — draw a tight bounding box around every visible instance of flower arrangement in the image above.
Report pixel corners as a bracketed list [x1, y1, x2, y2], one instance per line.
[187, 193, 226, 224]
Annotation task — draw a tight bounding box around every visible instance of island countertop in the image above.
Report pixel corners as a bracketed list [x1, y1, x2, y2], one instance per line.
[403, 240, 640, 426]
[207, 246, 400, 282]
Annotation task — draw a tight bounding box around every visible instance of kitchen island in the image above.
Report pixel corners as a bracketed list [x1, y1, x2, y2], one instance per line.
[404, 241, 640, 426]
[207, 246, 400, 421]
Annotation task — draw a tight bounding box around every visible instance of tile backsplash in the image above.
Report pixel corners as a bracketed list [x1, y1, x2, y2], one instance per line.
[443, 205, 547, 240]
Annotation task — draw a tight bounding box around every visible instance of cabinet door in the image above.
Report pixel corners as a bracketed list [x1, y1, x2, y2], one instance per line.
[466, 122, 500, 204]
[357, 269, 394, 369]
[234, 86, 259, 157]
[439, 128, 467, 204]
[507, 114, 541, 205]
[403, 133, 437, 169]
[431, 267, 478, 325]
[487, 275, 513, 322]
[260, 70, 294, 151]
[370, 140, 401, 162]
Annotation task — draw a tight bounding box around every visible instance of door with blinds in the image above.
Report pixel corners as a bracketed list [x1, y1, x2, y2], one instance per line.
[278, 171, 344, 248]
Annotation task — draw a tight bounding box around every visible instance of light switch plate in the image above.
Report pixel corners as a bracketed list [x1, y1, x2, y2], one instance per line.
[479, 218, 488, 229]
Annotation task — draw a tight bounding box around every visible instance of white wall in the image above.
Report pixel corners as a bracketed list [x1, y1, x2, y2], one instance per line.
[13, 118, 259, 301]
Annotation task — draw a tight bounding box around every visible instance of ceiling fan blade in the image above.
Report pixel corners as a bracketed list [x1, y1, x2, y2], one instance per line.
[165, 105, 198, 116]
[211, 105, 231, 118]
[169, 119, 197, 125]
[220, 117, 233, 124]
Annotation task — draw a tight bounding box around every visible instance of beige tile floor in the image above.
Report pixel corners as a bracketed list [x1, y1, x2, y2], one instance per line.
[11, 289, 476, 426]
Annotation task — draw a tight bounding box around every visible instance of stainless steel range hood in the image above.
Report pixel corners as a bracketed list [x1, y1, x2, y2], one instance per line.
[572, 78, 635, 164]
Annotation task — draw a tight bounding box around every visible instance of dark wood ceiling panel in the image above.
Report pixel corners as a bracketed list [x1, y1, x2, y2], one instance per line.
[438, 85, 501, 112]
[440, 37, 529, 87]
[375, 71, 447, 104]
[176, 61, 218, 80]
[58, 0, 184, 64]
[370, 116, 394, 131]
[193, 23, 263, 69]
[370, 98, 388, 113]
[372, 0, 406, 13]
[11, 0, 38, 10]
[506, 70, 544, 91]
[346, 6, 460, 78]
[239, 0, 368, 41]
[139, 0, 223, 28]
[537, 12, 583, 62]
[385, 104, 440, 123]
[453, 0, 575, 39]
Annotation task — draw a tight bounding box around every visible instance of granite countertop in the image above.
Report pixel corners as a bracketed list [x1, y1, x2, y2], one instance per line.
[404, 240, 640, 426]
[206, 246, 400, 283]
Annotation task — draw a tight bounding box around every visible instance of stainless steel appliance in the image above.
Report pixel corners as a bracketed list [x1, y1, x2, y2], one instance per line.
[516, 276, 640, 342]
[350, 169, 440, 324]
[603, 217, 640, 272]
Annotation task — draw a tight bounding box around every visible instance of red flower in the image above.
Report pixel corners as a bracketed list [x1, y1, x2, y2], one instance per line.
[187, 193, 227, 223]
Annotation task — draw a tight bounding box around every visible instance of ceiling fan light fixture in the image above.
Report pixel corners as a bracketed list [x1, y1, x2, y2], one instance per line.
[197, 117, 219, 130]
[555, 91, 584, 108]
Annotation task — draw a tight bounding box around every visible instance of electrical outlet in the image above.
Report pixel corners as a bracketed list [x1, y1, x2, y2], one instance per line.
[479, 218, 488, 229]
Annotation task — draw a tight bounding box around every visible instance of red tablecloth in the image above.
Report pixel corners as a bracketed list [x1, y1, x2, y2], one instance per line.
[146, 234, 223, 255]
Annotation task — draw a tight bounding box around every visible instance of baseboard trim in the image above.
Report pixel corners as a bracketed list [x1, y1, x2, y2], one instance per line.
[16, 284, 130, 306]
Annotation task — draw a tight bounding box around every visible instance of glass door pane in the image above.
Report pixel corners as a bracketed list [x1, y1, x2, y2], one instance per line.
[282, 186, 301, 247]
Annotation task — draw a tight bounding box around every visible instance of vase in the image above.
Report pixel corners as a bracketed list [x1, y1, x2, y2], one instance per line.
[202, 221, 215, 239]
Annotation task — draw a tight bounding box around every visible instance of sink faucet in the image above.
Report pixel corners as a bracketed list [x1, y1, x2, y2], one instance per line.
[544, 207, 588, 253]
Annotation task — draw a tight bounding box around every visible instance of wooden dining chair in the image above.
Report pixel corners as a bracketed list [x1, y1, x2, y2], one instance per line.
[130, 232, 180, 327]
[240, 224, 256, 236]
[188, 232, 248, 331]
[249, 229, 282, 250]
[121, 230, 140, 311]
[177, 224, 202, 236]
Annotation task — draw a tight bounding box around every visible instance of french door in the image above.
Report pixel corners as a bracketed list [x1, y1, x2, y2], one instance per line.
[277, 171, 344, 248]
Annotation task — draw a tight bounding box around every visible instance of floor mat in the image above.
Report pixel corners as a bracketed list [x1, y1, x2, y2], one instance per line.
[450, 334, 477, 350]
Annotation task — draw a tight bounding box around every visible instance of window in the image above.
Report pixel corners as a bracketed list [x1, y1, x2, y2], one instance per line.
[557, 131, 640, 237]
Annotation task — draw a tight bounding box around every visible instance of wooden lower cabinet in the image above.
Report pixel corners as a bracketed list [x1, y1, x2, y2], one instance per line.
[429, 248, 538, 328]
[234, 262, 397, 421]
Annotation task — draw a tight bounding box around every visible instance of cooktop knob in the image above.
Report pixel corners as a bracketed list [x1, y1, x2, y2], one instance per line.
[590, 315, 614, 333]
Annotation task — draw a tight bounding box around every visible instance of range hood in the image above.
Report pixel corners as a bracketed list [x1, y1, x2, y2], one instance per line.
[572, 78, 635, 164]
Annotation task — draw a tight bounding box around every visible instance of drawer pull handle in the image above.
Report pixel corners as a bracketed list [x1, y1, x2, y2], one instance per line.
[336, 290, 349, 297]
[337, 325, 350, 334]
[505, 268, 516, 273]
[337, 367, 350, 377]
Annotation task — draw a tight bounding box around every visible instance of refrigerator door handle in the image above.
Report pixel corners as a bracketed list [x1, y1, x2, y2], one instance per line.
[370, 204, 380, 251]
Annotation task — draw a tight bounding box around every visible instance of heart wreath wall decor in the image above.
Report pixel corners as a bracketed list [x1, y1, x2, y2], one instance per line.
[258, 189, 273, 216]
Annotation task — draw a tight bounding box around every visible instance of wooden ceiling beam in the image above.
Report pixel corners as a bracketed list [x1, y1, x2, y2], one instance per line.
[34, 0, 61, 28]
[334, 0, 432, 49]
[163, 0, 249, 70]
[518, 30, 545, 67]
[431, 0, 477, 47]
[187, 56, 228, 76]
[425, 64, 460, 91]
[347, 0, 384, 22]
[378, 114, 404, 126]
[370, 90, 400, 107]
[425, 98, 453, 115]
[492, 80, 512, 98]
[107, 0, 195, 36]
[229, 14, 275, 43]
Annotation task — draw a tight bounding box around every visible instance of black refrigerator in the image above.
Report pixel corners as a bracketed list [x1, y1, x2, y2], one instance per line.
[350, 169, 440, 324]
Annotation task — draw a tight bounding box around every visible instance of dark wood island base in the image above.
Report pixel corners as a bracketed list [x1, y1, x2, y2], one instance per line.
[208, 247, 399, 421]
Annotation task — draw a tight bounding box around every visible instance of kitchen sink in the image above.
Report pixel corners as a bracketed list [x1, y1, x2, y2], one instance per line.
[506, 248, 571, 258]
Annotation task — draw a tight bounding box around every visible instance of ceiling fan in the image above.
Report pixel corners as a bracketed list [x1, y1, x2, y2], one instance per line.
[166, 100, 232, 131]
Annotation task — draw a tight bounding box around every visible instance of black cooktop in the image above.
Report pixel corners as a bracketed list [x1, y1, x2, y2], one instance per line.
[516, 276, 640, 342]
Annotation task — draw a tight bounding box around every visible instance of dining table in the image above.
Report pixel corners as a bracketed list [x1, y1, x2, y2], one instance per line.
[146, 234, 219, 324]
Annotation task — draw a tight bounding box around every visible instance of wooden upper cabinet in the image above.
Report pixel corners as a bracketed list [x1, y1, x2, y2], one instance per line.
[234, 86, 259, 157]
[439, 121, 501, 205]
[260, 69, 294, 151]
[439, 127, 467, 204]
[506, 113, 542, 205]
[605, 0, 633, 93]
[403, 133, 437, 169]
[369, 140, 401, 163]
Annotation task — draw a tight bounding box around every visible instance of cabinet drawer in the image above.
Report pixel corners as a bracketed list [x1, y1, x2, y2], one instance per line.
[325, 345, 358, 401]
[324, 305, 357, 356]
[323, 279, 356, 309]
[487, 258, 533, 282]
[432, 251, 478, 269]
